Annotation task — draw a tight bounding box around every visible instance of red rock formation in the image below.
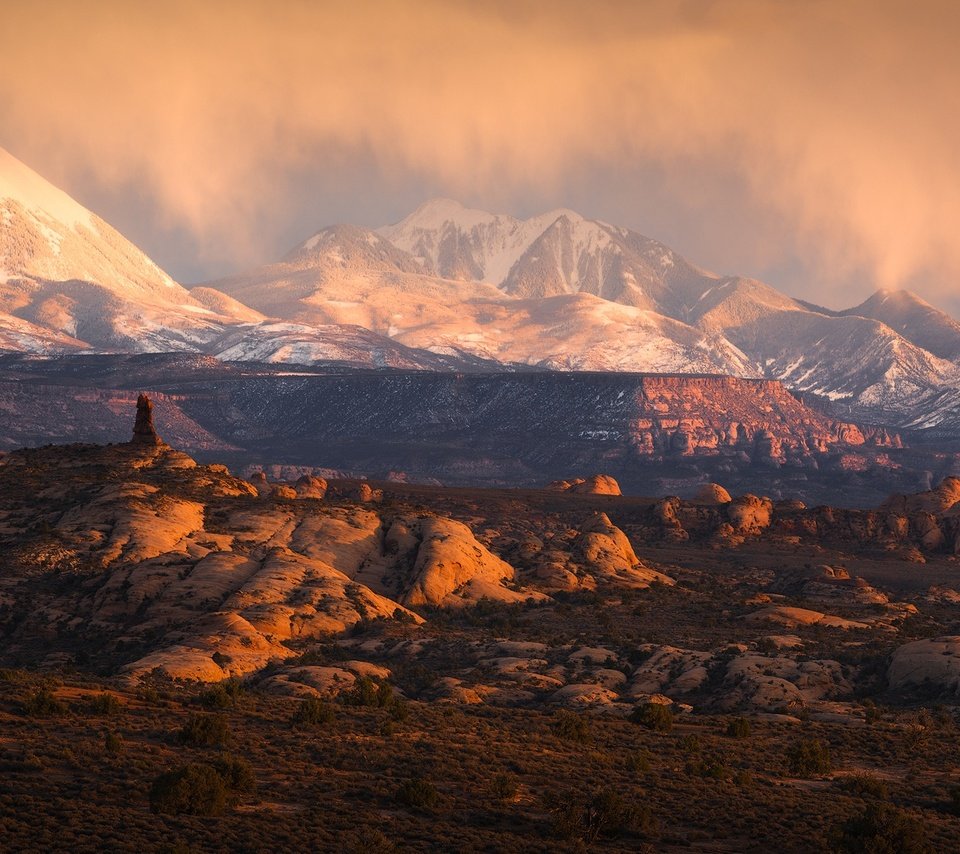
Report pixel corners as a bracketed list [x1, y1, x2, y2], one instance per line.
[627, 375, 899, 466]
[131, 393, 161, 446]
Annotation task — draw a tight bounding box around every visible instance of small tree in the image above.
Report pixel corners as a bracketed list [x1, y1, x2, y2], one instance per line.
[179, 713, 231, 747]
[552, 710, 591, 743]
[22, 688, 67, 717]
[725, 717, 751, 739]
[396, 777, 439, 811]
[291, 697, 334, 728]
[149, 763, 228, 816]
[830, 804, 932, 853]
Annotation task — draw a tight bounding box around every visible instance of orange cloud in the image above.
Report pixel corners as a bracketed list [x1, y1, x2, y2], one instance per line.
[1, 0, 958, 297]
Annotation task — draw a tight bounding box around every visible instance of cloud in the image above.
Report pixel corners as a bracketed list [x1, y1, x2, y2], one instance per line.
[1, 0, 958, 300]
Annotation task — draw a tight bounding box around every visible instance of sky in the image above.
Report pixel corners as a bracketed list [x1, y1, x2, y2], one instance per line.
[1, 0, 959, 311]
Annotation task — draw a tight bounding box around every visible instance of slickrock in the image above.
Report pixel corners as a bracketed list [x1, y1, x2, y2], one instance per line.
[883, 477, 960, 515]
[745, 606, 872, 631]
[569, 475, 622, 495]
[888, 637, 960, 695]
[572, 512, 674, 587]
[295, 475, 327, 499]
[385, 516, 538, 607]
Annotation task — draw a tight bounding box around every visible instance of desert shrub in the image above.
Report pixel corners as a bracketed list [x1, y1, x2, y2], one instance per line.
[838, 773, 889, 800]
[135, 684, 160, 704]
[626, 750, 651, 774]
[679, 734, 702, 753]
[179, 713, 231, 747]
[149, 763, 228, 816]
[786, 738, 831, 777]
[0, 668, 32, 685]
[22, 688, 67, 717]
[630, 702, 673, 732]
[343, 828, 397, 853]
[388, 698, 410, 722]
[551, 710, 591, 743]
[686, 753, 729, 781]
[104, 731, 123, 754]
[344, 828, 397, 853]
[726, 717, 751, 738]
[291, 697, 334, 728]
[199, 679, 243, 710]
[490, 772, 518, 801]
[950, 786, 960, 815]
[550, 787, 656, 842]
[395, 777, 439, 810]
[89, 692, 122, 716]
[830, 804, 932, 853]
[343, 676, 395, 708]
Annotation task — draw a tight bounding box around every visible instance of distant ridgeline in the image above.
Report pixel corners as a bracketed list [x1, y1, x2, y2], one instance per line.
[0, 355, 943, 507]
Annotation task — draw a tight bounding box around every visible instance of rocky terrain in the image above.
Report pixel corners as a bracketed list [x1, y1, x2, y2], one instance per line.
[2, 398, 960, 711]
[2, 400, 960, 850]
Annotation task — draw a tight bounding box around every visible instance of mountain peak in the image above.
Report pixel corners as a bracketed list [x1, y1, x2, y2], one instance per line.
[385, 197, 502, 234]
[0, 146, 94, 230]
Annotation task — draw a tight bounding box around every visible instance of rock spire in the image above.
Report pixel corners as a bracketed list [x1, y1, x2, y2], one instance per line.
[132, 393, 161, 445]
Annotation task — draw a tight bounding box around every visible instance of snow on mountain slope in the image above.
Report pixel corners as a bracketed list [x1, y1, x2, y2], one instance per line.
[210, 322, 505, 370]
[842, 289, 960, 362]
[0, 147, 251, 351]
[688, 276, 960, 421]
[208, 222, 756, 376]
[378, 198, 719, 314]
[390, 292, 758, 375]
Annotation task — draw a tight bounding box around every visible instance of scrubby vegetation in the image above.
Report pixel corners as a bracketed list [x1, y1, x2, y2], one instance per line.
[0, 673, 959, 851]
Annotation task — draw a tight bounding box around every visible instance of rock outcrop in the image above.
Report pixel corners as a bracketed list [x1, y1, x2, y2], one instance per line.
[548, 475, 622, 496]
[693, 482, 732, 505]
[888, 637, 960, 696]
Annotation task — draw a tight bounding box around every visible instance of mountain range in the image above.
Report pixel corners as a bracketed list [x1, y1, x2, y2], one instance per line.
[3, 146, 960, 431]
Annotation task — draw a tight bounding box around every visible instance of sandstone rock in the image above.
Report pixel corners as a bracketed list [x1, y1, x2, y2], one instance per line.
[888, 636, 960, 695]
[572, 512, 674, 587]
[883, 477, 960, 515]
[385, 516, 536, 607]
[548, 475, 622, 495]
[549, 683, 620, 706]
[295, 475, 327, 499]
[429, 677, 484, 704]
[131, 393, 162, 446]
[569, 474, 622, 495]
[727, 494, 773, 535]
[693, 483, 732, 505]
[745, 606, 871, 631]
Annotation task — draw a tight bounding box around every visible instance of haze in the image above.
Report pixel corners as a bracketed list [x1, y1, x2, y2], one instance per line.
[1, 0, 958, 310]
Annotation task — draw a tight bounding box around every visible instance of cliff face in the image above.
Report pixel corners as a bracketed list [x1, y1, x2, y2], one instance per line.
[627, 375, 900, 464]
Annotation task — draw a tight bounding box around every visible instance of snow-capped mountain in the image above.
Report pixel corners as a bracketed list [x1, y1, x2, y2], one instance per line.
[378, 198, 719, 314]
[207, 219, 757, 376]
[0, 147, 257, 351]
[3, 144, 960, 434]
